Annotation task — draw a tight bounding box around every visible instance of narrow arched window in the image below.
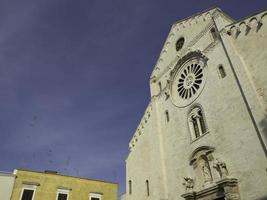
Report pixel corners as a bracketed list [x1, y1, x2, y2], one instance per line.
[199, 110, 207, 133]
[165, 110, 170, 122]
[158, 81, 162, 92]
[218, 65, 226, 79]
[146, 180, 150, 196]
[129, 180, 132, 195]
[210, 27, 217, 40]
[192, 117, 200, 138]
[188, 106, 207, 140]
[176, 37, 185, 51]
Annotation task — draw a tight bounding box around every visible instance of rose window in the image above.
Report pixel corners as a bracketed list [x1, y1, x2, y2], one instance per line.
[177, 63, 204, 99]
[170, 56, 207, 107]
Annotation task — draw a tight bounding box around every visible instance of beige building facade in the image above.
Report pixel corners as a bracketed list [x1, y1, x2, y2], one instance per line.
[0, 171, 16, 200]
[124, 8, 267, 200]
[10, 169, 117, 200]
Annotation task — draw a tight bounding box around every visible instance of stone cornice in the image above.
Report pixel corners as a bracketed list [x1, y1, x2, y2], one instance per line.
[203, 40, 219, 54]
[224, 10, 267, 38]
[149, 7, 235, 81]
[181, 178, 239, 200]
[128, 101, 153, 152]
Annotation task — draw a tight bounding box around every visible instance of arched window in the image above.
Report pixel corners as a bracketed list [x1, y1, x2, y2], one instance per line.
[188, 106, 207, 140]
[129, 180, 132, 195]
[218, 65, 226, 79]
[210, 27, 217, 40]
[176, 37, 185, 51]
[165, 110, 170, 122]
[158, 81, 162, 92]
[146, 180, 150, 196]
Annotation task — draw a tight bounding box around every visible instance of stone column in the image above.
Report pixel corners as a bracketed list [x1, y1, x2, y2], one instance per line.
[195, 116, 203, 136]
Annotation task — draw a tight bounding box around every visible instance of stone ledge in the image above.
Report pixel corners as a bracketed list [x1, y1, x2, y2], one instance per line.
[181, 178, 239, 200]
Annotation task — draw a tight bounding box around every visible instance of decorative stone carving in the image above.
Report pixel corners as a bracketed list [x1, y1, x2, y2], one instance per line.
[225, 193, 240, 200]
[169, 51, 208, 107]
[197, 156, 213, 187]
[201, 161, 212, 183]
[164, 92, 170, 100]
[235, 27, 241, 38]
[189, 146, 215, 165]
[213, 158, 229, 178]
[257, 19, 263, 32]
[182, 177, 194, 192]
[182, 178, 240, 200]
[245, 23, 251, 35]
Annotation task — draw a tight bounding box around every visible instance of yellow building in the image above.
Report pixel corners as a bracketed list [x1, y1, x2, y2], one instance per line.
[10, 169, 117, 200]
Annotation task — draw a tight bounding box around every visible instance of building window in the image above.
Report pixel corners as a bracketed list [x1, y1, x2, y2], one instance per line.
[210, 27, 218, 40]
[218, 65, 226, 79]
[146, 180, 150, 196]
[20, 189, 35, 200]
[56, 189, 69, 200]
[19, 185, 37, 200]
[57, 194, 68, 200]
[165, 110, 170, 122]
[176, 37, 185, 51]
[158, 81, 162, 92]
[20, 183, 39, 200]
[129, 180, 132, 195]
[177, 62, 204, 100]
[188, 106, 207, 140]
[89, 193, 102, 200]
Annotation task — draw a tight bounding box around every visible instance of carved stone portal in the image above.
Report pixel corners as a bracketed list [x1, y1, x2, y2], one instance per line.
[182, 146, 240, 200]
[181, 178, 240, 200]
[199, 156, 213, 185]
[189, 146, 214, 188]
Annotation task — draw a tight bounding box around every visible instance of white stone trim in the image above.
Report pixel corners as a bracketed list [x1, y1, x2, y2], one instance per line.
[19, 185, 37, 200]
[56, 189, 70, 200]
[89, 192, 102, 200]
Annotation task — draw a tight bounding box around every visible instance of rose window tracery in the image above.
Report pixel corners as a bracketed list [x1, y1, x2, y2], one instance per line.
[170, 53, 208, 107]
[177, 63, 204, 99]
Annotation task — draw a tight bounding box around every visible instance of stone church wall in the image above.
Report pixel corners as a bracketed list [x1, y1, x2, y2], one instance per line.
[222, 11, 267, 151]
[158, 41, 267, 199]
[124, 8, 267, 200]
[126, 101, 167, 200]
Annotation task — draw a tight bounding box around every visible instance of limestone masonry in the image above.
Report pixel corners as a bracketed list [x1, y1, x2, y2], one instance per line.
[122, 7, 267, 200]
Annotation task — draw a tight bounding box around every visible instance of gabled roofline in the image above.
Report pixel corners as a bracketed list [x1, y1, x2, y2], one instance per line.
[150, 7, 235, 80]
[172, 7, 235, 26]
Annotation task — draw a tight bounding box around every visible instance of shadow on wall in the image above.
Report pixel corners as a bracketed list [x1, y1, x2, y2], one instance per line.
[259, 116, 267, 145]
[256, 117, 267, 200]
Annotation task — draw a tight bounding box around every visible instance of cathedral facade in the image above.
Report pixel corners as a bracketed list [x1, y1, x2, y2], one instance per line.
[123, 8, 267, 200]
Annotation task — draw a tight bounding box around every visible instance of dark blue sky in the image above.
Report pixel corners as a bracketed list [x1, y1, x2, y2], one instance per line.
[1, 0, 266, 195]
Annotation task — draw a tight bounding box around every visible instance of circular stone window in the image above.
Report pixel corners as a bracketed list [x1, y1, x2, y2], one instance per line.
[176, 37, 185, 51]
[170, 57, 207, 107]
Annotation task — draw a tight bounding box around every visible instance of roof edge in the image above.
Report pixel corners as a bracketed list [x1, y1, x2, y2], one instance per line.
[15, 169, 118, 185]
[172, 6, 220, 26]
[225, 7, 267, 28]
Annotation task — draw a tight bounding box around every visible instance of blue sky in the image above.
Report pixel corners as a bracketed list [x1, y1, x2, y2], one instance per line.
[1, 0, 267, 195]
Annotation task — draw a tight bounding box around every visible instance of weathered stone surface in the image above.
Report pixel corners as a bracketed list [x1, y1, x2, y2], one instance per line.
[123, 7, 267, 200]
